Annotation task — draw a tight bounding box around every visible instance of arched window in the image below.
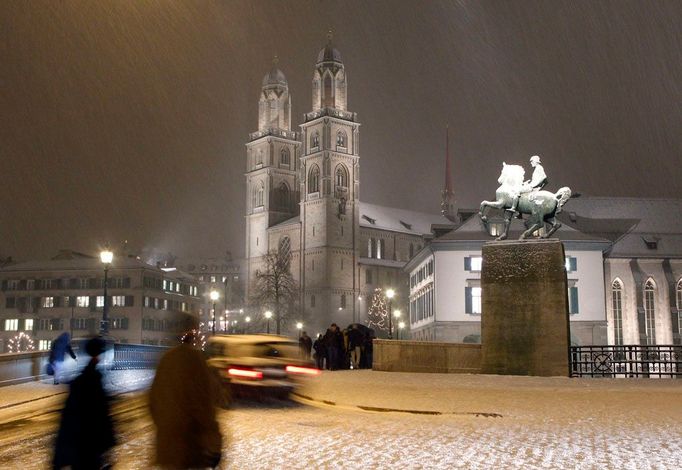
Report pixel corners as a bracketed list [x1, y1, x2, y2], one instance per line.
[278, 236, 291, 263]
[252, 181, 264, 208]
[280, 148, 290, 167]
[376, 239, 383, 259]
[611, 279, 624, 345]
[335, 165, 348, 189]
[310, 295, 316, 308]
[275, 182, 289, 209]
[256, 149, 263, 165]
[336, 130, 347, 148]
[308, 165, 320, 194]
[311, 132, 320, 149]
[368, 238, 373, 258]
[644, 279, 656, 345]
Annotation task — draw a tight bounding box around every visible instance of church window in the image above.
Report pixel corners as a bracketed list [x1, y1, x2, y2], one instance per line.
[376, 239, 384, 260]
[275, 182, 289, 210]
[280, 148, 290, 167]
[336, 130, 347, 148]
[253, 181, 265, 208]
[612, 279, 624, 345]
[335, 165, 349, 189]
[340, 294, 346, 309]
[368, 238, 375, 258]
[278, 236, 291, 262]
[311, 132, 320, 150]
[310, 295, 316, 308]
[644, 279, 656, 345]
[308, 165, 320, 194]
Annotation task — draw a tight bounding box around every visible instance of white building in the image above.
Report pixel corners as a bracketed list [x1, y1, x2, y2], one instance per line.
[405, 198, 682, 347]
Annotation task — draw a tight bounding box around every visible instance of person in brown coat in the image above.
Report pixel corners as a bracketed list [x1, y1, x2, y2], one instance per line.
[149, 331, 222, 469]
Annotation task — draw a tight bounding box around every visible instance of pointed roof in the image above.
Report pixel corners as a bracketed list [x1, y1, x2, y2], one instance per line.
[317, 31, 343, 64]
[262, 56, 288, 87]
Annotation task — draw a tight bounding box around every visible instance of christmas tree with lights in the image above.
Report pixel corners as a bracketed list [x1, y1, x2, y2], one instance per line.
[367, 287, 389, 334]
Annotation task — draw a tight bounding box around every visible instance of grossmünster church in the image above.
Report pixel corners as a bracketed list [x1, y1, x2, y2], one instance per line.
[244, 37, 446, 335]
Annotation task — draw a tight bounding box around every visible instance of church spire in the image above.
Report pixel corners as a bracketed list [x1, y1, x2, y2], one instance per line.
[441, 125, 457, 223]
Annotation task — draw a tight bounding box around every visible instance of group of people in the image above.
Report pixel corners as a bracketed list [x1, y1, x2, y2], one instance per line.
[52, 330, 223, 469]
[300, 323, 375, 371]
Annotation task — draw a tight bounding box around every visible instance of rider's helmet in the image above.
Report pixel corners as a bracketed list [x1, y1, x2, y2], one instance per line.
[530, 155, 541, 164]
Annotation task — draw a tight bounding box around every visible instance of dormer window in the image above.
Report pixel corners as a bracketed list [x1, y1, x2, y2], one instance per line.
[362, 215, 376, 225]
[399, 220, 412, 230]
[642, 236, 658, 250]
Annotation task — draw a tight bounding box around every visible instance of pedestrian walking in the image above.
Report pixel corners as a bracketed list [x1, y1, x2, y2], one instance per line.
[149, 330, 223, 469]
[348, 324, 363, 369]
[312, 334, 326, 370]
[48, 332, 77, 385]
[53, 336, 115, 470]
[299, 331, 313, 359]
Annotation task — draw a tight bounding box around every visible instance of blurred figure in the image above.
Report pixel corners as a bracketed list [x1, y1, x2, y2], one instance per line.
[53, 337, 115, 470]
[150, 330, 222, 469]
[323, 324, 343, 371]
[299, 331, 312, 359]
[312, 334, 326, 370]
[49, 332, 77, 385]
[348, 324, 363, 370]
[363, 329, 375, 369]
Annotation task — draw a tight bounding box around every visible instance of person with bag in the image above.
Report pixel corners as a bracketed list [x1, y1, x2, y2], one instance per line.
[149, 329, 223, 469]
[53, 336, 115, 470]
[48, 332, 77, 385]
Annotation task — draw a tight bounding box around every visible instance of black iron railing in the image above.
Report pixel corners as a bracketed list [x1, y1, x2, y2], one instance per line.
[111, 344, 168, 370]
[570, 345, 682, 378]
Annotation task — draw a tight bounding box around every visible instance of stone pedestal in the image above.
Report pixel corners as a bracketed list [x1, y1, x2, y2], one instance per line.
[481, 239, 570, 377]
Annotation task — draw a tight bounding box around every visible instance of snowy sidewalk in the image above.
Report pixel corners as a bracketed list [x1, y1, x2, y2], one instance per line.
[297, 370, 682, 420]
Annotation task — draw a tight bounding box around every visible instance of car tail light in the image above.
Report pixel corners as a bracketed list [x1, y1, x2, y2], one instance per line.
[286, 365, 321, 376]
[228, 367, 263, 379]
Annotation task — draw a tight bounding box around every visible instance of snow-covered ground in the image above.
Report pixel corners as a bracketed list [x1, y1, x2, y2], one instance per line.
[0, 370, 680, 469]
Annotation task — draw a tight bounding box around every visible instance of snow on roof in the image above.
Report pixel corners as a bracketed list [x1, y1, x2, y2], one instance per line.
[359, 202, 446, 235]
[269, 216, 300, 230]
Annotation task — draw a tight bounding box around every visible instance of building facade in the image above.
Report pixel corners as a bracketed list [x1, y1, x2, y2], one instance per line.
[406, 198, 682, 347]
[244, 38, 445, 335]
[0, 250, 201, 352]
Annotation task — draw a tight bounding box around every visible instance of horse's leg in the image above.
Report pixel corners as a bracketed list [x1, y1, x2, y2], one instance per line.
[543, 217, 562, 238]
[480, 199, 506, 223]
[520, 212, 542, 239]
[496, 212, 513, 241]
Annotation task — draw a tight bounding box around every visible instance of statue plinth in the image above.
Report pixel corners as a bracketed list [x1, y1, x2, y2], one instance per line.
[481, 239, 570, 377]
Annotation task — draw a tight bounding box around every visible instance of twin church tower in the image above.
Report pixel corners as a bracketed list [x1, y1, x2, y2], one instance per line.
[244, 37, 361, 333]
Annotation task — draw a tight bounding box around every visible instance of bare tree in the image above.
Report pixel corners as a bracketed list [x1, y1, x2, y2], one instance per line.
[250, 249, 298, 335]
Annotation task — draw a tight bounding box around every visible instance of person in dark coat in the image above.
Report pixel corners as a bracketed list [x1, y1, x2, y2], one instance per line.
[348, 324, 363, 369]
[299, 331, 313, 359]
[49, 332, 77, 385]
[323, 324, 344, 370]
[363, 329, 375, 369]
[312, 334, 326, 369]
[53, 337, 115, 470]
[149, 331, 222, 469]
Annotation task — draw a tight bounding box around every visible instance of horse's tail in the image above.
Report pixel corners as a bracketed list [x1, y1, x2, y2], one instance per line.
[554, 187, 571, 214]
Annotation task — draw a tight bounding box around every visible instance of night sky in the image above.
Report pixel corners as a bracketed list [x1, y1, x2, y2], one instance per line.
[2, 1, 681, 261]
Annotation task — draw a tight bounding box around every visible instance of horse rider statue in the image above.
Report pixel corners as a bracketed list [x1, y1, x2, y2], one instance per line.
[508, 155, 548, 218]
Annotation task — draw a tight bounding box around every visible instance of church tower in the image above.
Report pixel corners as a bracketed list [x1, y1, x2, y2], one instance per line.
[245, 59, 301, 287]
[300, 34, 361, 332]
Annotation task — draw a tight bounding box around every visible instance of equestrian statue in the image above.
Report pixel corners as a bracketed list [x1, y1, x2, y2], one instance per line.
[479, 155, 571, 241]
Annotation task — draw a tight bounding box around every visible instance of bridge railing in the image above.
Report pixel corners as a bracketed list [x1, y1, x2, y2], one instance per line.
[570, 345, 682, 378]
[110, 343, 168, 370]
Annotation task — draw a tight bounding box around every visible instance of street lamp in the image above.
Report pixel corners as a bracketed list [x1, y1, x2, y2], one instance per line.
[245, 316, 251, 333]
[386, 288, 395, 339]
[209, 290, 219, 335]
[264, 310, 272, 334]
[398, 321, 405, 340]
[99, 248, 114, 335]
[296, 322, 303, 338]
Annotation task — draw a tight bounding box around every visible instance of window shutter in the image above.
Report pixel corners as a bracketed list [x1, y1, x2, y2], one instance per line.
[465, 287, 472, 314]
[54, 297, 61, 308]
[122, 317, 129, 330]
[569, 257, 577, 272]
[464, 257, 472, 271]
[569, 287, 579, 314]
[125, 295, 134, 307]
[90, 296, 97, 312]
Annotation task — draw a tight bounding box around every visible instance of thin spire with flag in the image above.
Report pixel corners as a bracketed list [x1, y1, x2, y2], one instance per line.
[441, 125, 457, 223]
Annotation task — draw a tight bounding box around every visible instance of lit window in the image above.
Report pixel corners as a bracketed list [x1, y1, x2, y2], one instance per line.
[612, 279, 623, 345]
[210, 276, 216, 283]
[470, 257, 482, 271]
[4, 319, 18, 331]
[76, 296, 89, 307]
[644, 279, 656, 345]
[42, 297, 54, 308]
[565, 257, 577, 272]
[222, 276, 227, 283]
[465, 285, 482, 314]
[112, 296, 126, 307]
[24, 319, 33, 331]
[39, 340, 51, 351]
[96, 296, 105, 308]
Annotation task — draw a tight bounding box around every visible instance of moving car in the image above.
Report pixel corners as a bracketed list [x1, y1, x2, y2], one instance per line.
[206, 334, 320, 399]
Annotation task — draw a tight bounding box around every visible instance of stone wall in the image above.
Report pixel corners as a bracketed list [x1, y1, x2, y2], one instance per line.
[372, 339, 481, 373]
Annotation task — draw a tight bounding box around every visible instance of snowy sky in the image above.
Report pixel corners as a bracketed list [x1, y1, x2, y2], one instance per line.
[2, 1, 681, 260]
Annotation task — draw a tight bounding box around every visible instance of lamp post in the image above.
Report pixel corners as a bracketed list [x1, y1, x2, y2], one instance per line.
[296, 322, 303, 338]
[265, 310, 272, 334]
[245, 316, 251, 333]
[398, 321, 405, 340]
[99, 249, 113, 336]
[386, 288, 395, 339]
[210, 290, 219, 335]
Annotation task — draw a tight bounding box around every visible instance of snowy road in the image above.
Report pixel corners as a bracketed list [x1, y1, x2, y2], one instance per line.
[0, 371, 681, 469]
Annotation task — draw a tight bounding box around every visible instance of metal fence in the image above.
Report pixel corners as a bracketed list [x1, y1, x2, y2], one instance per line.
[110, 343, 168, 370]
[570, 345, 682, 378]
